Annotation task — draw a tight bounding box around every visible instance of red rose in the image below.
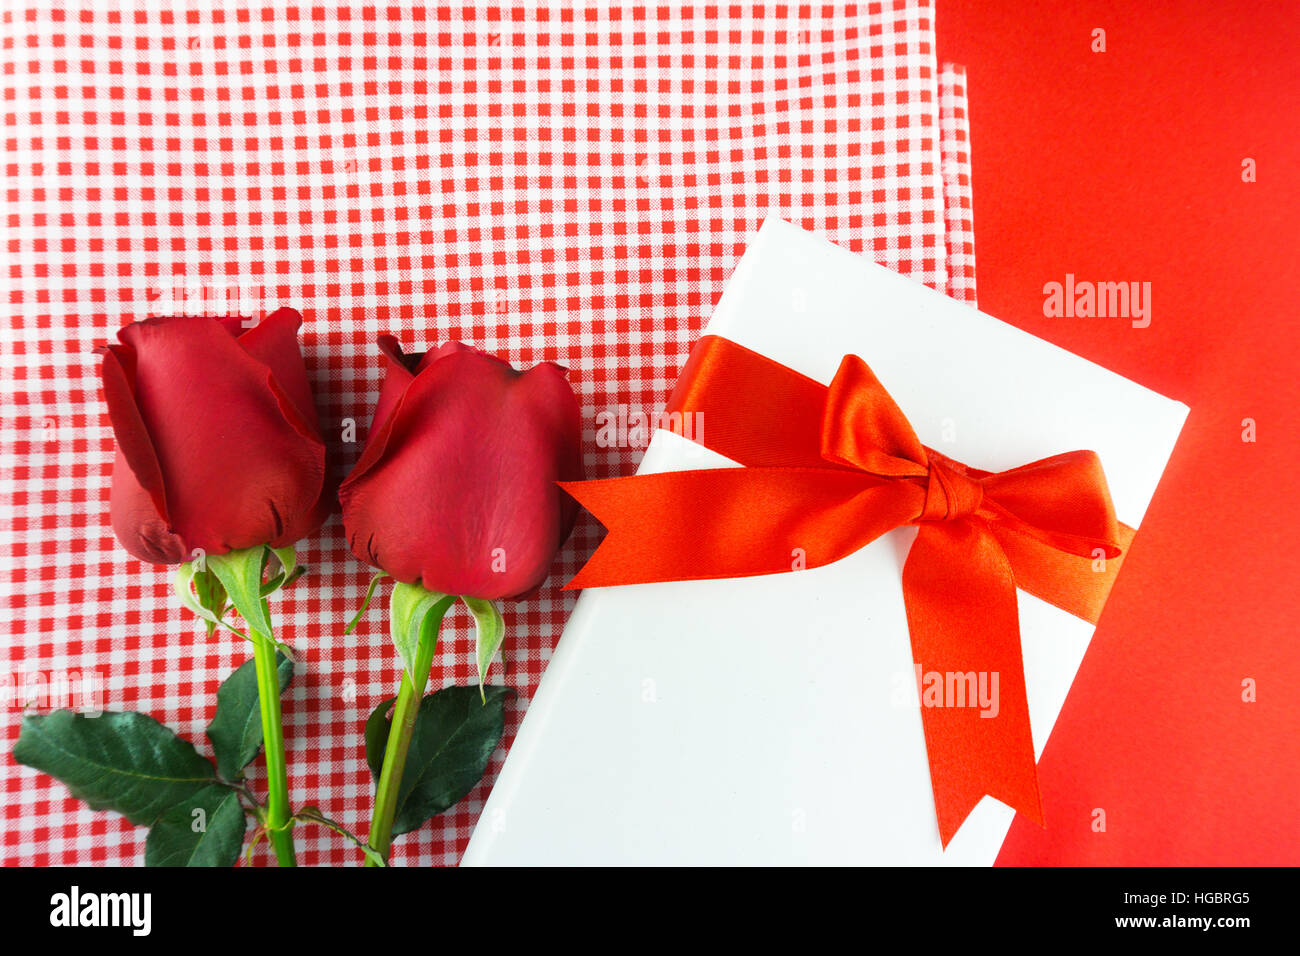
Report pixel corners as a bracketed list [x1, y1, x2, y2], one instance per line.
[98, 308, 329, 565]
[340, 336, 582, 600]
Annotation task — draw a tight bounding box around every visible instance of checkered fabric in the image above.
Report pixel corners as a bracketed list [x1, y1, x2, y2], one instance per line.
[938, 62, 977, 305]
[1, 1, 975, 866]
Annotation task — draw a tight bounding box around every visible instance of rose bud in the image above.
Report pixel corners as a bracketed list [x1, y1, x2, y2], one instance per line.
[340, 336, 582, 600]
[97, 308, 329, 565]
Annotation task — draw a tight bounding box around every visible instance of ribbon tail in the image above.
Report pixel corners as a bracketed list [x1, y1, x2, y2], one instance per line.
[990, 520, 1135, 625]
[902, 520, 1044, 847]
[560, 468, 923, 589]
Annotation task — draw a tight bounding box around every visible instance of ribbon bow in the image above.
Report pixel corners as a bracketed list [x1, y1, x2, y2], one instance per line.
[562, 335, 1132, 845]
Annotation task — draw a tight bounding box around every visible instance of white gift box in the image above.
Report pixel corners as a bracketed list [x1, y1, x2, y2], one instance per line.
[463, 218, 1188, 865]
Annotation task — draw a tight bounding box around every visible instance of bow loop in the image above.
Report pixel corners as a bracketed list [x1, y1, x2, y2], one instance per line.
[820, 354, 929, 477]
[980, 450, 1123, 560]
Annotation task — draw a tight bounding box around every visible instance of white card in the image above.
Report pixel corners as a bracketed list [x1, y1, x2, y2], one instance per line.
[463, 218, 1188, 865]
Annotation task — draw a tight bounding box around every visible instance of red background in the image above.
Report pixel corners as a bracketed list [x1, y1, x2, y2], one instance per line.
[938, 1, 1300, 864]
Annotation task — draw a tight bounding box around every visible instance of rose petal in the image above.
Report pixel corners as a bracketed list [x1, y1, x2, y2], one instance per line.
[96, 342, 170, 527]
[118, 316, 326, 556]
[341, 348, 581, 599]
[108, 449, 189, 564]
[237, 307, 321, 437]
[365, 334, 418, 445]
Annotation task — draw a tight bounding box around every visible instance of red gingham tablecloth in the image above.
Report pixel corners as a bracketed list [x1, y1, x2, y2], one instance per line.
[1, 0, 976, 866]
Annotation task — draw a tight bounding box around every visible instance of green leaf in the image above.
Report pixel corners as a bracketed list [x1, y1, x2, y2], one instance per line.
[270, 546, 296, 583]
[363, 697, 398, 779]
[144, 784, 246, 867]
[463, 597, 505, 700]
[192, 567, 228, 639]
[365, 685, 513, 836]
[261, 546, 304, 596]
[389, 582, 455, 680]
[207, 546, 273, 637]
[206, 653, 294, 781]
[344, 572, 387, 635]
[14, 711, 217, 826]
[174, 563, 246, 641]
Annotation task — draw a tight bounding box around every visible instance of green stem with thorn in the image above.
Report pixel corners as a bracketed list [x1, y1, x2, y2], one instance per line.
[252, 628, 296, 867]
[366, 597, 454, 866]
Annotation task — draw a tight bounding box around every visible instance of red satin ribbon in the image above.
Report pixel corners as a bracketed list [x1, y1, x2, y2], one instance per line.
[561, 335, 1133, 846]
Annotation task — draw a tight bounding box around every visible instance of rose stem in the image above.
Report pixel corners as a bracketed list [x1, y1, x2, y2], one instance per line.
[252, 629, 297, 866]
[366, 605, 445, 866]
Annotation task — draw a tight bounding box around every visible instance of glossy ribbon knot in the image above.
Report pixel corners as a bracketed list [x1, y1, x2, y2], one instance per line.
[920, 457, 983, 521]
[561, 335, 1133, 846]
